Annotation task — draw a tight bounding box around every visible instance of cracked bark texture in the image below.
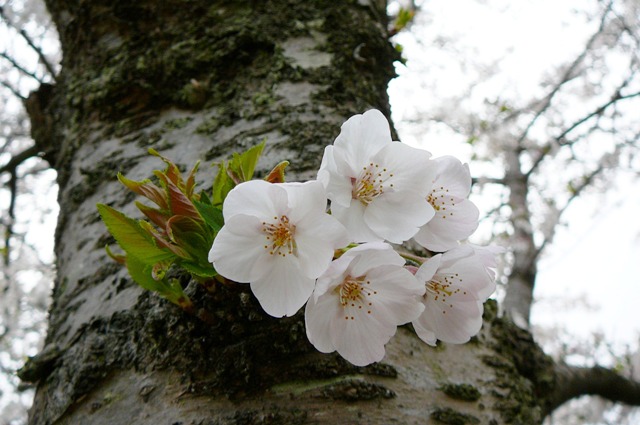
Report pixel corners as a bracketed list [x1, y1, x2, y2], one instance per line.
[23, 1, 584, 424]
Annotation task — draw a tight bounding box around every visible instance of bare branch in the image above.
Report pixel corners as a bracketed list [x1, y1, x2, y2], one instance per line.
[556, 90, 640, 145]
[0, 51, 44, 83]
[0, 80, 25, 100]
[0, 5, 57, 79]
[526, 85, 640, 178]
[535, 161, 607, 257]
[0, 145, 41, 175]
[3, 170, 17, 265]
[546, 363, 640, 417]
[514, 0, 614, 149]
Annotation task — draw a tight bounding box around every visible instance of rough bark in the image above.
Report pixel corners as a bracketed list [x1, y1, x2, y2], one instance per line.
[20, 1, 637, 424]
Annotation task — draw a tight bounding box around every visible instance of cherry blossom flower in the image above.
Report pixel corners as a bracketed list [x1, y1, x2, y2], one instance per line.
[318, 109, 435, 243]
[208, 180, 348, 317]
[413, 156, 479, 252]
[305, 242, 425, 366]
[412, 245, 497, 345]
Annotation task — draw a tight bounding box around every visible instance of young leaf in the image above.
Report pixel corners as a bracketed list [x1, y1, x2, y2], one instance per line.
[154, 171, 201, 219]
[117, 173, 169, 210]
[126, 255, 191, 307]
[97, 204, 174, 264]
[211, 162, 234, 207]
[264, 160, 289, 184]
[166, 215, 212, 259]
[135, 201, 169, 229]
[193, 199, 224, 232]
[181, 261, 217, 278]
[138, 220, 192, 259]
[230, 140, 265, 181]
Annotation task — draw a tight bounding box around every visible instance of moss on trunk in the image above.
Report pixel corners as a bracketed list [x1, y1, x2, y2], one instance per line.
[26, 1, 558, 424]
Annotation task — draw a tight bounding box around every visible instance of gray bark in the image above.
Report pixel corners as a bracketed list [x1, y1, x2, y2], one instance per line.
[21, 1, 639, 424]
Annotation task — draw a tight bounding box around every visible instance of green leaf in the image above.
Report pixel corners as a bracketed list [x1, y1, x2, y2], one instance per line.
[138, 220, 192, 259]
[181, 261, 217, 278]
[166, 215, 212, 260]
[230, 140, 265, 182]
[97, 204, 174, 264]
[105, 244, 126, 264]
[193, 199, 224, 232]
[126, 255, 190, 307]
[211, 162, 235, 207]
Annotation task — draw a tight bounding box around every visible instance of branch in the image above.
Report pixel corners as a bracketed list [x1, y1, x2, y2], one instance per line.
[0, 51, 44, 83]
[0, 5, 57, 79]
[0, 80, 25, 100]
[3, 169, 17, 265]
[526, 86, 640, 179]
[0, 145, 41, 175]
[534, 160, 606, 257]
[514, 0, 614, 149]
[546, 363, 640, 416]
[556, 90, 640, 145]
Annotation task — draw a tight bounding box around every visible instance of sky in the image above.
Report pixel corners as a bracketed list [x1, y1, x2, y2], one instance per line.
[388, 0, 640, 360]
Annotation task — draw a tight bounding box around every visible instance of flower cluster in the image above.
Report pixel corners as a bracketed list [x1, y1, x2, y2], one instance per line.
[208, 109, 498, 366]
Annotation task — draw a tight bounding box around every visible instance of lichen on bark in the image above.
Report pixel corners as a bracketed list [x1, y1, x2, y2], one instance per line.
[25, 1, 563, 424]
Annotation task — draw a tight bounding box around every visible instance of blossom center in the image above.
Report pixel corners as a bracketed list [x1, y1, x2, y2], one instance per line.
[336, 275, 378, 320]
[426, 273, 466, 314]
[262, 215, 296, 257]
[352, 163, 394, 205]
[427, 186, 456, 219]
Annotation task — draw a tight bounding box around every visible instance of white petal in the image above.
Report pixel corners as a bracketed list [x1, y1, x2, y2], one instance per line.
[282, 180, 326, 221]
[345, 243, 405, 277]
[333, 110, 391, 172]
[305, 290, 342, 353]
[332, 201, 382, 243]
[414, 199, 478, 251]
[415, 254, 442, 283]
[208, 214, 266, 282]
[318, 146, 356, 209]
[331, 308, 394, 366]
[295, 213, 348, 278]
[439, 247, 496, 300]
[432, 156, 472, 198]
[365, 192, 434, 243]
[250, 255, 315, 317]
[371, 142, 434, 195]
[412, 319, 437, 346]
[365, 267, 425, 325]
[222, 180, 287, 221]
[418, 298, 484, 344]
[314, 256, 352, 299]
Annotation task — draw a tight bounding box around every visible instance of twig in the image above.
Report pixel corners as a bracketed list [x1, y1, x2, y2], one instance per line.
[545, 363, 640, 417]
[0, 80, 25, 100]
[0, 51, 44, 83]
[0, 5, 57, 79]
[0, 145, 41, 175]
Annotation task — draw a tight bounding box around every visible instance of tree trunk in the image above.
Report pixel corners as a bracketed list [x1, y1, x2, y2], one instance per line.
[24, 1, 560, 424]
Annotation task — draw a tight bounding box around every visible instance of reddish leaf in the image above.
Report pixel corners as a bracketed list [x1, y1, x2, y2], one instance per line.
[185, 161, 200, 198]
[264, 160, 289, 184]
[118, 173, 169, 210]
[154, 171, 200, 219]
[135, 201, 169, 229]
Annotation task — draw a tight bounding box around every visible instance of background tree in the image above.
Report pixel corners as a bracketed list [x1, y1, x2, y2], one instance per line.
[390, 0, 640, 423]
[1, 0, 640, 424]
[0, 2, 57, 422]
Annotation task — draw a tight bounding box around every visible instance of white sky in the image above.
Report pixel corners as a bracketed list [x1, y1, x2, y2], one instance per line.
[389, 0, 640, 359]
